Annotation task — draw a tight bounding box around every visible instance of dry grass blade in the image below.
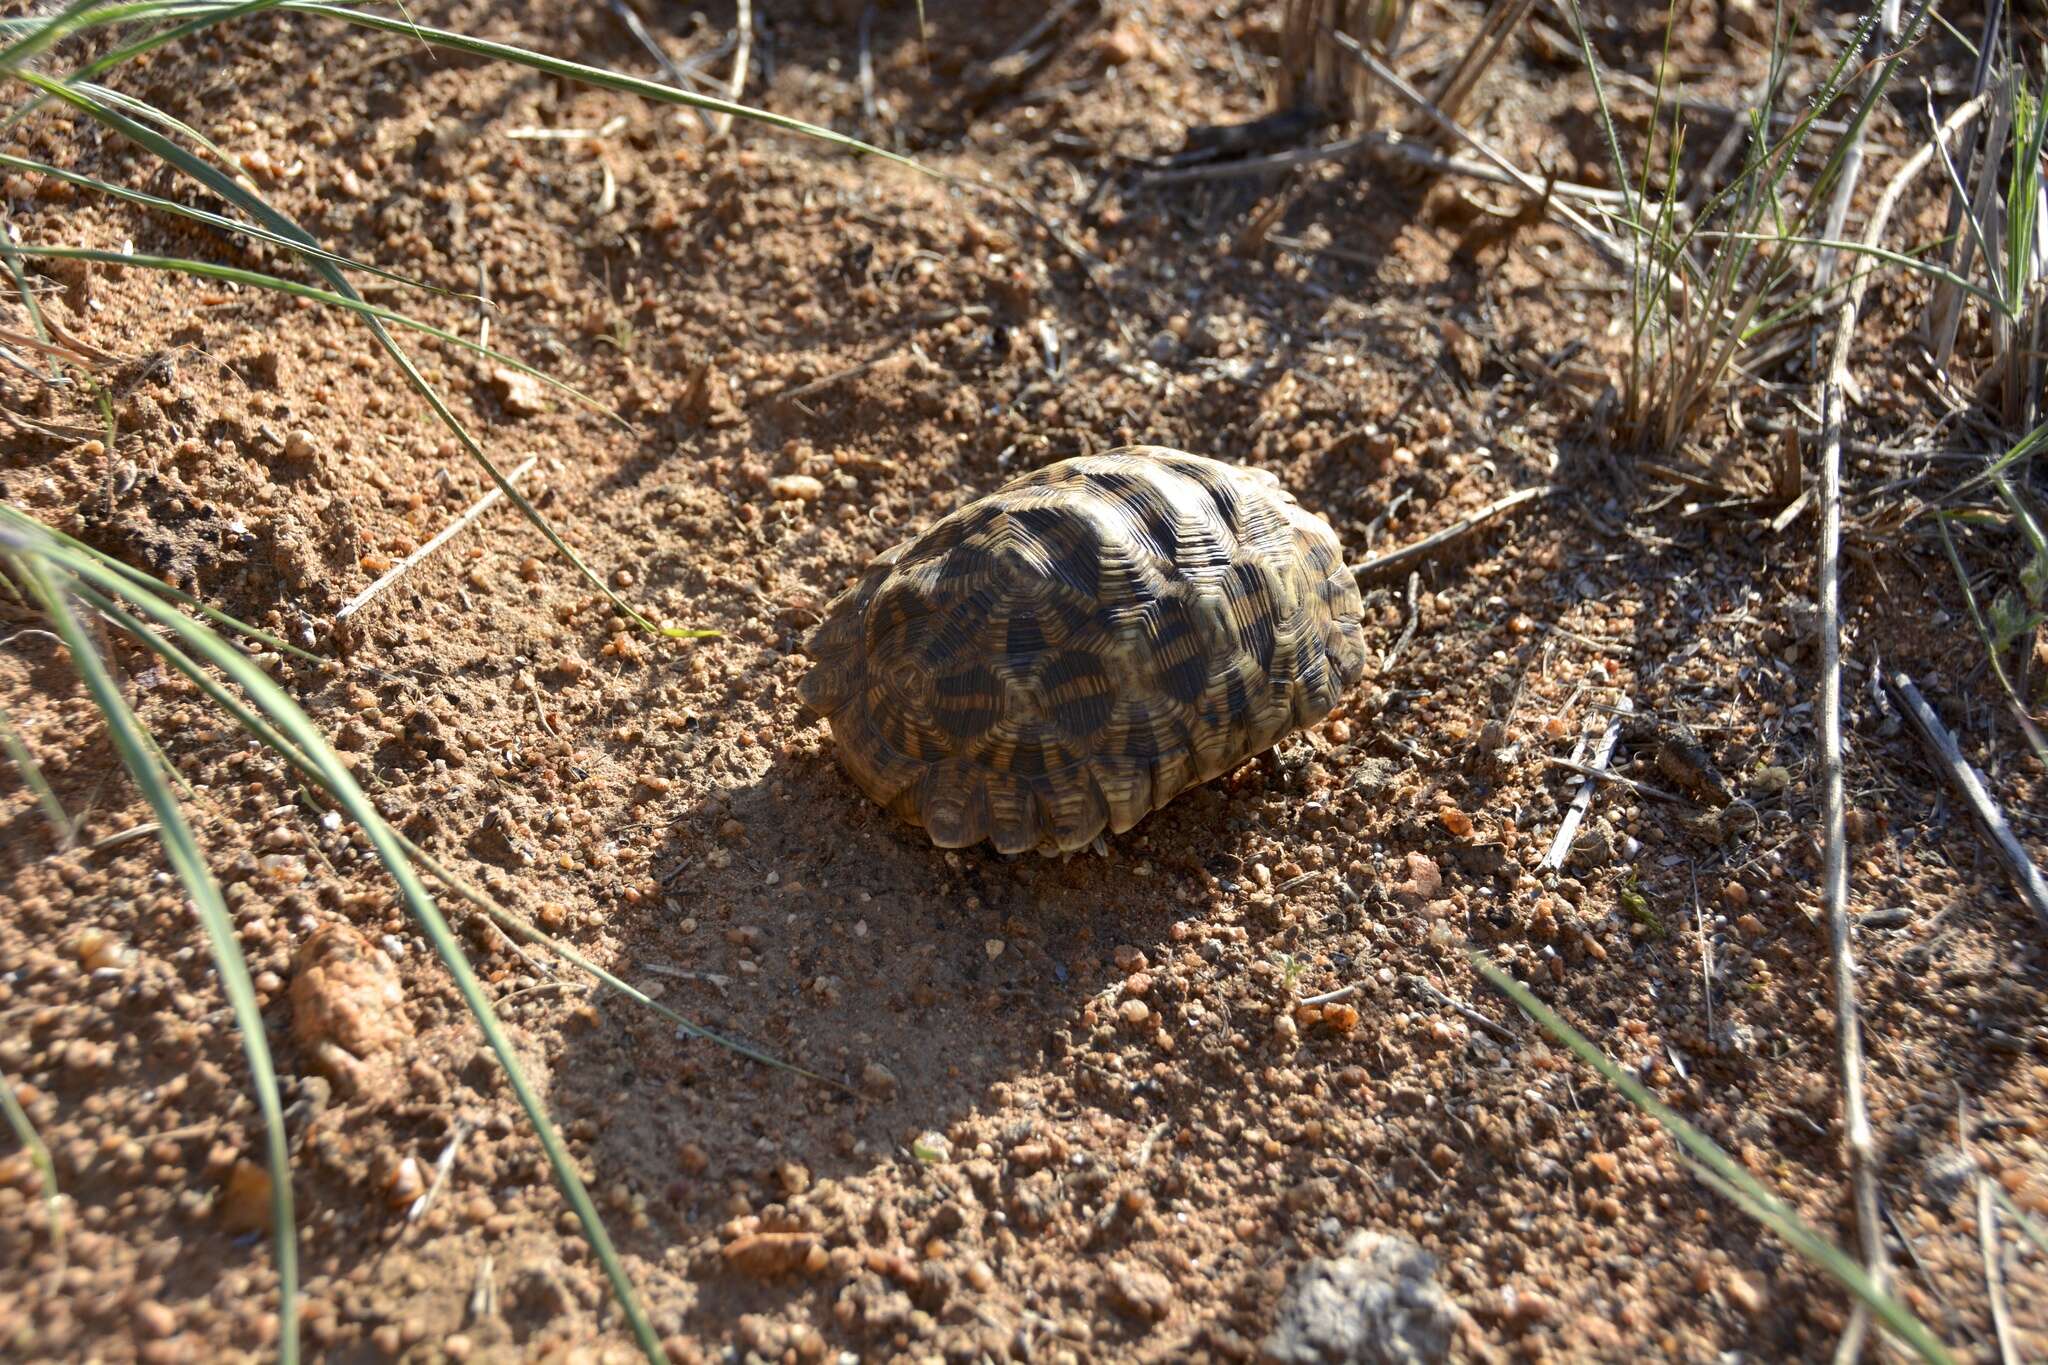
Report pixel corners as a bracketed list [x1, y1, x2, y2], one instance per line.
[705, 0, 752, 144]
[1279, 0, 1405, 126]
[1326, 31, 1632, 271]
[1978, 1178, 2020, 1365]
[334, 455, 537, 623]
[1815, 40, 1891, 1361]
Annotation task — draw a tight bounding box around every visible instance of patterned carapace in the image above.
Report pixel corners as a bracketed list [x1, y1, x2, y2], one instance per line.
[799, 447, 1367, 854]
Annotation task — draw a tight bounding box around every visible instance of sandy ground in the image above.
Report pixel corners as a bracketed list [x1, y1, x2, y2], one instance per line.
[1, 1, 2044, 1362]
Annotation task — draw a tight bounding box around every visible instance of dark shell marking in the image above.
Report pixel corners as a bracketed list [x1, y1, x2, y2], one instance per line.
[799, 447, 1367, 854]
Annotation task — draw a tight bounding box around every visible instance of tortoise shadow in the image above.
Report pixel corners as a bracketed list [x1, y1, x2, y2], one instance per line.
[534, 724, 1314, 1344]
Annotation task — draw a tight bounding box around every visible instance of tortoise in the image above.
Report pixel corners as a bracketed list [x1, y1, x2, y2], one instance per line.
[798, 447, 1366, 854]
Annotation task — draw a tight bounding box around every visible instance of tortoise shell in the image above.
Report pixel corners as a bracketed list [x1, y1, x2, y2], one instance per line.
[798, 447, 1366, 854]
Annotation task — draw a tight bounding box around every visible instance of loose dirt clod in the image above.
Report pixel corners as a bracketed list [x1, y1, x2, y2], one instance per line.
[289, 923, 413, 1093]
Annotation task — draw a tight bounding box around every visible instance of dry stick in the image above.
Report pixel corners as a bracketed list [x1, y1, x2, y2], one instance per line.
[1138, 132, 1381, 186]
[968, 175, 1135, 350]
[1327, 33, 1633, 273]
[1381, 570, 1420, 671]
[705, 0, 753, 144]
[1542, 695, 1629, 872]
[1350, 485, 1557, 580]
[334, 455, 538, 623]
[1370, 136, 1631, 205]
[1690, 864, 1714, 1044]
[1298, 983, 1358, 1007]
[606, 0, 714, 133]
[1139, 128, 1630, 205]
[766, 355, 888, 409]
[1814, 88, 1987, 1364]
[1543, 754, 1686, 804]
[1406, 974, 1519, 1045]
[1978, 1177, 2020, 1365]
[1886, 670, 2048, 929]
[857, 4, 879, 126]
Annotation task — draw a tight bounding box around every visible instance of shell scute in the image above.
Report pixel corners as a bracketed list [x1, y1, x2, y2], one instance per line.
[801, 447, 1366, 854]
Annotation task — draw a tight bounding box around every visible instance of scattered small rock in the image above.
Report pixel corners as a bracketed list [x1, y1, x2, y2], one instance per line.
[1105, 1261, 1175, 1322]
[860, 1060, 899, 1099]
[218, 1160, 275, 1234]
[722, 1231, 822, 1279]
[1391, 854, 1442, 909]
[1187, 314, 1234, 356]
[490, 367, 546, 417]
[768, 474, 825, 502]
[1259, 1230, 1456, 1365]
[1349, 757, 1398, 798]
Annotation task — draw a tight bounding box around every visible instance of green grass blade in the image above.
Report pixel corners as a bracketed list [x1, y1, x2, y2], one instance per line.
[5, 524, 668, 1363]
[70, 0, 283, 83]
[0, 700, 75, 849]
[64, 568, 826, 1090]
[1689, 231, 2006, 309]
[8, 550, 299, 1365]
[12, 246, 622, 424]
[0, 151, 447, 293]
[30, 74, 706, 640]
[1557, 0, 1636, 225]
[0, 509, 316, 663]
[15, 0, 926, 175]
[0, 0, 119, 73]
[1472, 954, 1958, 1365]
[0, 1066, 64, 1257]
[73, 77, 256, 187]
[269, 0, 925, 174]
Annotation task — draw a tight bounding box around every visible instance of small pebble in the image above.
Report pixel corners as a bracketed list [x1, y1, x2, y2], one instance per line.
[768, 474, 825, 502]
[490, 367, 545, 416]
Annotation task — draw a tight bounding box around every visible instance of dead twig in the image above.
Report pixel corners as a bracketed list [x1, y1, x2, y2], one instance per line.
[1886, 671, 2048, 930]
[1543, 754, 1687, 804]
[967, 176, 1133, 349]
[1137, 133, 1380, 186]
[1406, 974, 1519, 1045]
[407, 1118, 470, 1223]
[857, 4, 879, 126]
[1690, 864, 1714, 1043]
[1297, 983, 1358, 1007]
[1350, 485, 1556, 580]
[1327, 33, 1632, 272]
[1542, 695, 1628, 871]
[0, 325, 112, 370]
[706, 0, 753, 144]
[335, 455, 538, 624]
[1380, 570, 1420, 671]
[467, 1254, 498, 1325]
[1814, 55, 1977, 1363]
[1978, 1177, 2020, 1365]
[767, 355, 891, 409]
